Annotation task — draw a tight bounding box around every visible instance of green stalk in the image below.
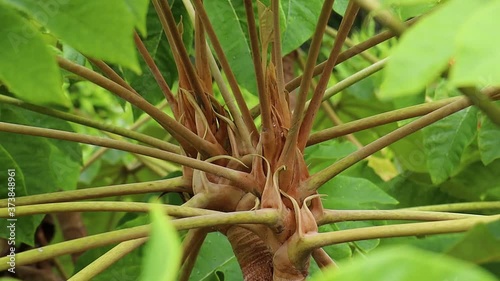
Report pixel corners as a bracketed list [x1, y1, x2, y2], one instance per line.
[0, 202, 219, 218]
[87, 57, 139, 94]
[180, 0, 255, 152]
[460, 87, 500, 125]
[0, 209, 279, 270]
[279, 0, 335, 165]
[305, 97, 474, 191]
[298, 1, 361, 150]
[82, 99, 171, 170]
[0, 122, 255, 189]
[191, 0, 259, 139]
[57, 57, 222, 157]
[244, 0, 271, 131]
[0, 94, 179, 153]
[157, 0, 212, 113]
[284, 18, 417, 95]
[325, 26, 379, 64]
[0, 178, 188, 207]
[319, 58, 386, 104]
[308, 95, 461, 145]
[301, 215, 500, 251]
[69, 238, 147, 281]
[133, 32, 179, 118]
[317, 209, 481, 225]
[403, 201, 500, 212]
[272, 0, 285, 97]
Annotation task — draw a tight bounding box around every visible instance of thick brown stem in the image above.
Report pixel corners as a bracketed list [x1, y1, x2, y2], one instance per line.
[227, 226, 273, 281]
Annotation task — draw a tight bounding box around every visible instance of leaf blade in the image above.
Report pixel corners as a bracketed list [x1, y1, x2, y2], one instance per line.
[423, 107, 477, 184]
[0, 3, 68, 108]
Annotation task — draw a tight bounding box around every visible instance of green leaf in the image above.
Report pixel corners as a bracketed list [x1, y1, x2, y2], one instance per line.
[124, 0, 150, 36]
[204, 0, 257, 95]
[450, 1, 500, 87]
[381, 0, 440, 20]
[318, 224, 353, 260]
[139, 206, 181, 281]
[320, 175, 398, 210]
[0, 104, 82, 195]
[439, 160, 500, 202]
[423, 107, 478, 184]
[0, 3, 69, 108]
[5, 0, 145, 72]
[189, 232, 242, 281]
[379, 0, 485, 99]
[0, 145, 42, 246]
[310, 246, 499, 281]
[478, 108, 500, 165]
[383, 172, 455, 208]
[446, 220, 500, 264]
[281, 0, 323, 55]
[304, 140, 358, 173]
[333, 0, 349, 16]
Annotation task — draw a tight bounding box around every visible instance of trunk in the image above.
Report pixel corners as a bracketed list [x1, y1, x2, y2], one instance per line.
[227, 226, 273, 281]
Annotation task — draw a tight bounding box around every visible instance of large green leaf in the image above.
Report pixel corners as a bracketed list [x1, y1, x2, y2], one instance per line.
[189, 232, 242, 281]
[383, 172, 456, 208]
[450, 1, 500, 87]
[379, 0, 485, 99]
[0, 104, 82, 194]
[423, 107, 478, 184]
[139, 206, 181, 281]
[320, 175, 398, 210]
[446, 220, 500, 264]
[204, 0, 257, 95]
[0, 145, 42, 246]
[381, 0, 440, 20]
[439, 160, 500, 202]
[310, 246, 498, 281]
[478, 109, 500, 165]
[333, 0, 349, 16]
[280, 0, 323, 55]
[125, 0, 149, 36]
[0, 3, 69, 108]
[4, 0, 149, 72]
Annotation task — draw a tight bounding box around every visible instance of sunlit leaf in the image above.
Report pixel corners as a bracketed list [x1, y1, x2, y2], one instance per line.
[379, 0, 485, 99]
[450, 1, 500, 87]
[139, 206, 181, 281]
[311, 246, 498, 281]
[0, 3, 69, 108]
[446, 220, 500, 264]
[320, 175, 398, 210]
[4, 0, 147, 72]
